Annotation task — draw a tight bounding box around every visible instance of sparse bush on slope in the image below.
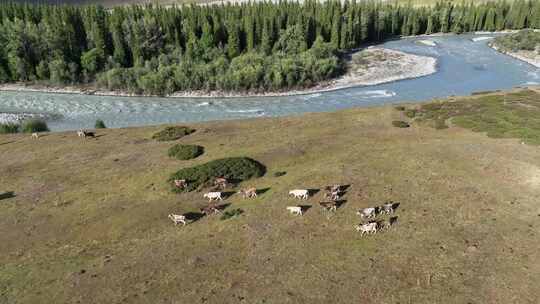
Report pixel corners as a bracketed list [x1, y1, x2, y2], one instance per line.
[168, 144, 204, 160]
[169, 157, 266, 192]
[152, 126, 195, 141]
[21, 119, 49, 133]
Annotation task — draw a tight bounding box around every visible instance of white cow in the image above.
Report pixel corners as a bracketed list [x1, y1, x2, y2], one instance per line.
[356, 222, 378, 235]
[289, 189, 309, 200]
[383, 203, 394, 215]
[77, 130, 85, 137]
[238, 187, 257, 199]
[286, 206, 303, 216]
[168, 214, 186, 226]
[31, 133, 39, 139]
[357, 207, 377, 219]
[203, 192, 223, 202]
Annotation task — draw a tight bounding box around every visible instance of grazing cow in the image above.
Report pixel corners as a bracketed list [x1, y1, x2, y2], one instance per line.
[357, 207, 377, 219]
[286, 206, 303, 216]
[168, 214, 186, 226]
[203, 192, 223, 202]
[174, 179, 187, 189]
[289, 189, 309, 200]
[31, 133, 39, 139]
[382, 202, 395, 215]
[214, 177, 228, 189]
[319, 201, 337, 212]
[83, 131, 95, 138]
[356, 222, 378, 235]
[325, 190, 340, 201]
[77, 130, 95, 138]
[201, 205, 221, 215]
[238, 187, 257, 199]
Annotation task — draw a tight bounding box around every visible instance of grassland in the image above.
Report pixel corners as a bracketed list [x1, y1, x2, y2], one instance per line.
[1, 89, 540, 303]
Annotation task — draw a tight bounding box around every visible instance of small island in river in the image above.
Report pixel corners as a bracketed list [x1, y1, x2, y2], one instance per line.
[0, 47, 437, 99]
[490, 30, 540, 68]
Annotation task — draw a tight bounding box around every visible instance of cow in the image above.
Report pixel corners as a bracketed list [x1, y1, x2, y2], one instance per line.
[173, 179, 187, 189]
[31, 133, 39, 139]
[238, 187, 257, 199]
[77, 130, 95, 138]
[286, 206, 303, 216]
[357, 207, 377, 219]
[289, 189, 309, 200]
[325, 190, 340, 201]
[83, 131, 95, 138]
[168, 214, 186, 226]
[214, 177, 228, 189]
[382, 202, 395, 215]
[319, 201, 337, 212]
[201, 205, 221, 215]
[356, 222, 378, 235]
[203, 192, 223, 202]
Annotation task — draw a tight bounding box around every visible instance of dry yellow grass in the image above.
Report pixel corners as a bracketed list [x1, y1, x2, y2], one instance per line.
[1, 90, 539, 303]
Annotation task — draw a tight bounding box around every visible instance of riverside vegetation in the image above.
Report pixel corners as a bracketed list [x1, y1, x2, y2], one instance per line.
[0, 1, 538, 95]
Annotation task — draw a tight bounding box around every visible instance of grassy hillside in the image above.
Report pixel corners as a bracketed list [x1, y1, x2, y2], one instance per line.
[1, 89, 540, 303]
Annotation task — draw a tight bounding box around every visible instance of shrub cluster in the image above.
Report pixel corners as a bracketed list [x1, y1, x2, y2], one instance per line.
[1, 119, 49, 134]
[0, 123, 20, 134]
[152, 126, 195, 141]
[168, 144, 204, 160]
[95, 119, 107, 129]
[169, 157, 266, 192]
[22, 119, 49, 133]
[392, 121, 410, 128]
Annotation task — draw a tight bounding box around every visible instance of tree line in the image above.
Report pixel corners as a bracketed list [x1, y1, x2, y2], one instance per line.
[0, 0, 538, 95]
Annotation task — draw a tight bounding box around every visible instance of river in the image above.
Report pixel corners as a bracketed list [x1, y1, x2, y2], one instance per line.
[1, 34, 538, 131]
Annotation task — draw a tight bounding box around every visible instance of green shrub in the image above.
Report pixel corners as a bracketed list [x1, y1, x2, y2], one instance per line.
[394, 106, 406, 111]
[21, 119, 49, 133]
[0, 123, 20, 134]
[169, 157, 266, 192]
[392, 120, 410, 128]
[168, 144, 204, 160]
[152, 126, 195, 141]
[404, 109, 417, 118]
[95, 119, 107, 129]
[220, 208, 244, 220]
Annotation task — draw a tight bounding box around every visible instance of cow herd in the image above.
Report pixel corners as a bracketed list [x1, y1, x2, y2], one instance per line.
[169, 178, 399, 236]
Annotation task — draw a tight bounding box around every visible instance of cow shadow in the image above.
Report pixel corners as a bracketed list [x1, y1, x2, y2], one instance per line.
[0, 191, 15, 201]
[389, 216, 399, 226]
[184, 212, 205, 223]
[256, 187, 271, 195]
[215, 203, 231, 211]
[221, 191, 236, 199]
[335, 199, 347, 209]
[340, 184, 351, 192]
[298, 205, 312, 214]
[308, 189, 320, 196]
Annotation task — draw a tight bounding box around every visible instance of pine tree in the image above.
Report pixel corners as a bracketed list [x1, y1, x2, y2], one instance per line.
[227, 24, 240, 58]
